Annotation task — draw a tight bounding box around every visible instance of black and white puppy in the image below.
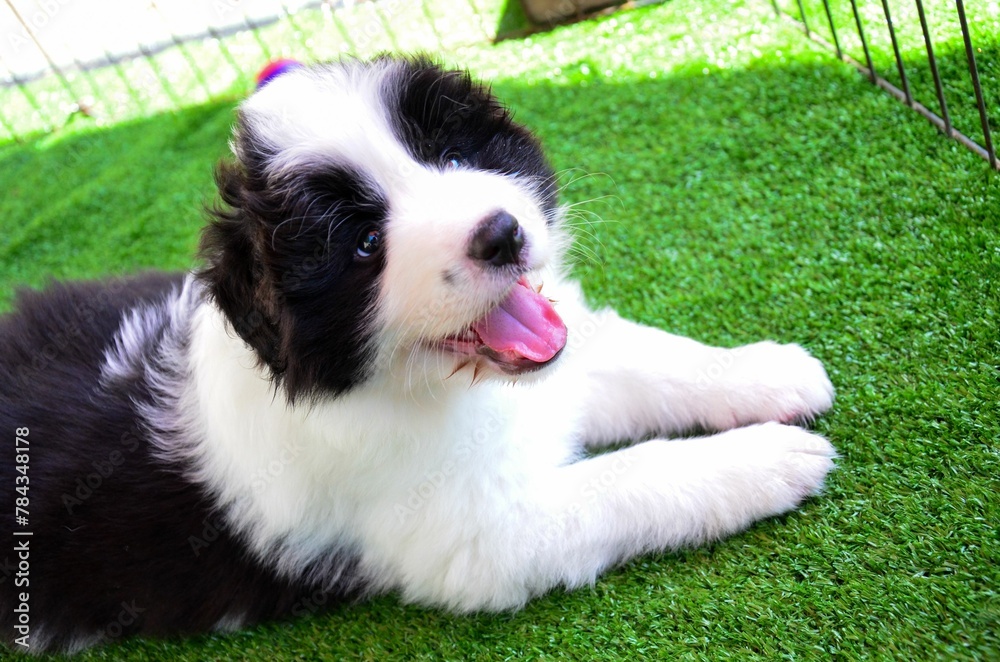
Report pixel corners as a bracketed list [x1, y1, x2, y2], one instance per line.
[0, 56, 835, 653]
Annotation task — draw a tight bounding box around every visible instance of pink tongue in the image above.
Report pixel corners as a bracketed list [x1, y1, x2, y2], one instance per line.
[471, 280, 567, 363]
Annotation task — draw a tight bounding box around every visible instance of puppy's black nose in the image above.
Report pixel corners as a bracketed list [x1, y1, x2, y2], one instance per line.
[468, 211, 525, 268]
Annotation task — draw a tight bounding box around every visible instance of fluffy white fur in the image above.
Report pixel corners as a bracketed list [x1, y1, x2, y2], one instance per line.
[170, 287, 834, 612]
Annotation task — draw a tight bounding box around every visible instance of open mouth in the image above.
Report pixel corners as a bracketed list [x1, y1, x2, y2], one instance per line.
[437, 277, 568, 375]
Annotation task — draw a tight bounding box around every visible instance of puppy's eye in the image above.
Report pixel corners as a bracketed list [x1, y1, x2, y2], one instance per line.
[357, 230, 381, 258]
[443, 151, 465, 169]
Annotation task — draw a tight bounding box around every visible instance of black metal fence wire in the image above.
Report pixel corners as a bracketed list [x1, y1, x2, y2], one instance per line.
[773, 0, 998, 171]
[0, 0, 997, 173]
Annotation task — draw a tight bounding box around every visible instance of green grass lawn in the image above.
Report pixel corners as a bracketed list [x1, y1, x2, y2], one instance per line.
[1, 0, 998, 659]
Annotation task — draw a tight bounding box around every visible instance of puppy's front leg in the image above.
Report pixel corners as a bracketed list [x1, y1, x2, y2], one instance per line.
[389, 423, 834, 613]
[560, 308, 834, 447]
[530, 423, 835, 592]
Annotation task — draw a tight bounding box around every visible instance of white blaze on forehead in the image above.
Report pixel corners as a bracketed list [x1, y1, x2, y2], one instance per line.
[240, 61, 415, 192]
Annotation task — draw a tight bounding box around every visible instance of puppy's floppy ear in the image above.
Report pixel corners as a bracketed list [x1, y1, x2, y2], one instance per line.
[198, 158, 284, 375]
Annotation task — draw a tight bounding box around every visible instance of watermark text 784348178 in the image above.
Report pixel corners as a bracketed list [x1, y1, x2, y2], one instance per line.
[13, 427, 32, 649]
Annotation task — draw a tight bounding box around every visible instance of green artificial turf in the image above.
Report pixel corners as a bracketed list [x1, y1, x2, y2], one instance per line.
[1, 0, 998, 659]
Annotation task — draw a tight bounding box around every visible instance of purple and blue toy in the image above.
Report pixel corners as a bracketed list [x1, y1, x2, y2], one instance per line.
[255, 58, 303, 90]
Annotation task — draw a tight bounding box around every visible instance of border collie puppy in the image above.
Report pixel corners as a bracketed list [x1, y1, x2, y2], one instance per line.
[0, 56, 835, 653]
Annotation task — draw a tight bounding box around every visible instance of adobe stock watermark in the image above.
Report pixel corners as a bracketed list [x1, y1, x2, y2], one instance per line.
[347, 0, 406, 53]
[6, 0, 74, 55]
[188, 512, 228, 557]
[227, 231, 336, 343]
[61, 428, 143, 516]
[213, 0, 405, 54]
[98, 600, 146, 643]
[695, 346, 747, 391]
[13, 275, 130, 391]
[392, 405, 505, 523]
[538, 450, 637, 545]
[188, 437, 305, 556]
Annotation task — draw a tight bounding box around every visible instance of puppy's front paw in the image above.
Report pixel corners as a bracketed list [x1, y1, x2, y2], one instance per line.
[732, 422, 837, 518]
[711, 341, 834, 427]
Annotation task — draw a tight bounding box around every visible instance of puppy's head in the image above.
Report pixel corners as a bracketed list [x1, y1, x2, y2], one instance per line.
[199, 56, 568, 401]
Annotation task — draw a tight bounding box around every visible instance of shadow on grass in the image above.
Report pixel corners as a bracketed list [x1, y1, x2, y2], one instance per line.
[0, 52, 996, 660]
[0, 99, 238, 307]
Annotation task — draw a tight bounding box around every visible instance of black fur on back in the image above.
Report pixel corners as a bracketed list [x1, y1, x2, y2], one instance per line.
[0, 274, 364, 652]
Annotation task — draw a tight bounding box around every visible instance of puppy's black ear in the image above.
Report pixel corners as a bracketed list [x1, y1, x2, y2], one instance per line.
[198, 159, 284, 375]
